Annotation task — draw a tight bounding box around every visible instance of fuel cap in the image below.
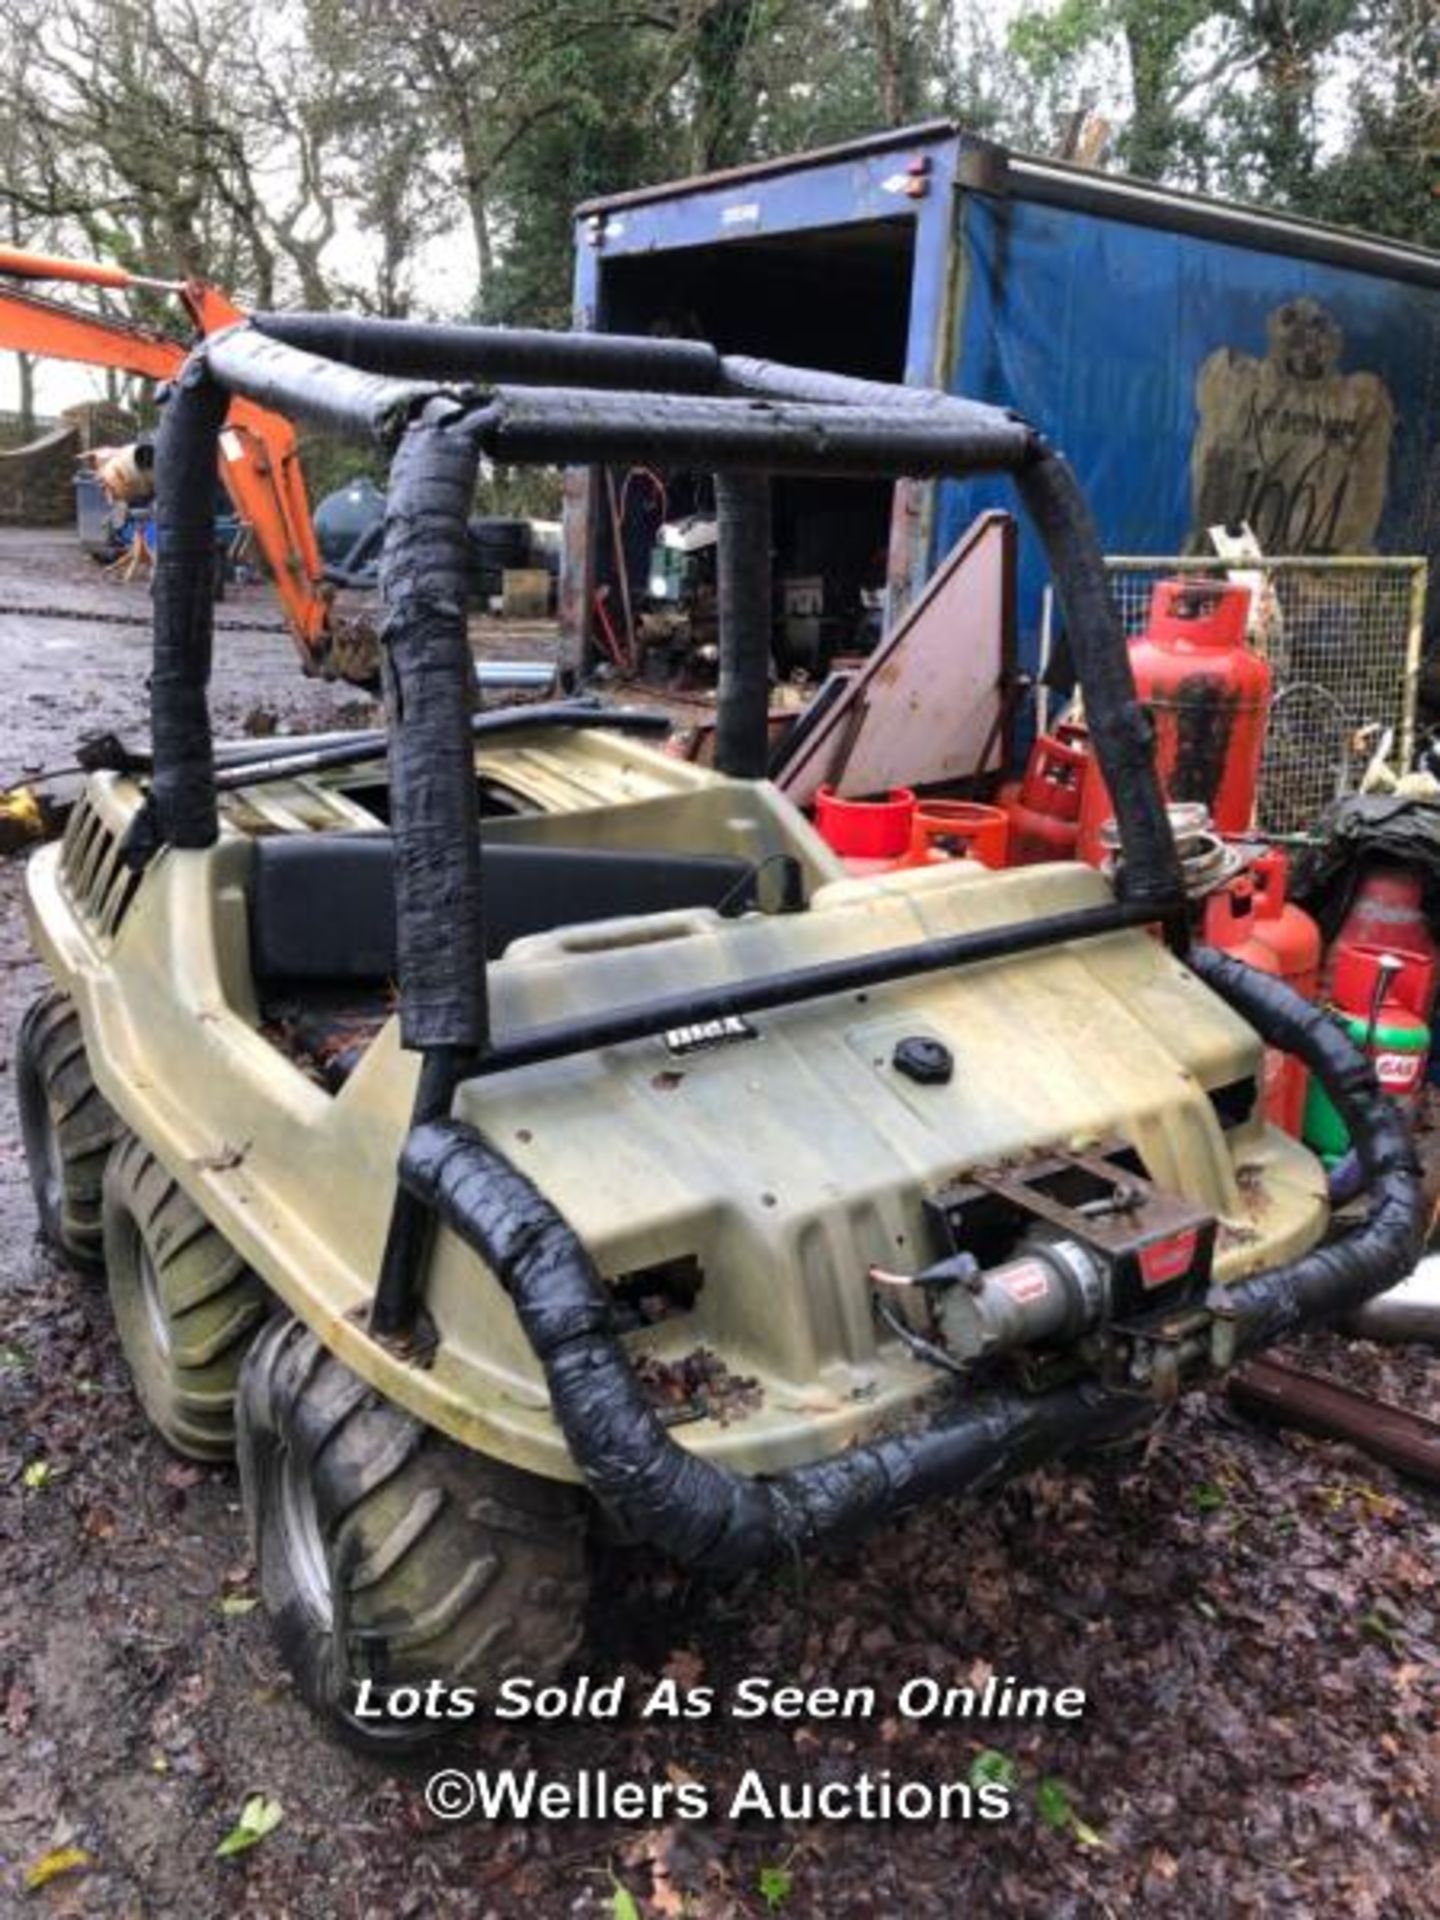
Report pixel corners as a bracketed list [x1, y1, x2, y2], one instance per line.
[892, 1036, 953, 1085]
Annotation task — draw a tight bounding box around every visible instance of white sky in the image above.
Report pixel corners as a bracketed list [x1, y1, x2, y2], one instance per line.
[0, 218, 479, 415]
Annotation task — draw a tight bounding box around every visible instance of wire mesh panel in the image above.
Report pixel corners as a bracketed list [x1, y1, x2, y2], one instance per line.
[1102, 557, 1427, 837]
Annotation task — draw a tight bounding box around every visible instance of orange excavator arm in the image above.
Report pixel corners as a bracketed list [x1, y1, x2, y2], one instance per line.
[0, 246, 373, 681]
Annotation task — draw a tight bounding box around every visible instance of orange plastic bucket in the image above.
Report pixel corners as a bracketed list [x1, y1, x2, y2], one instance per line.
[814, 786, 917, 863]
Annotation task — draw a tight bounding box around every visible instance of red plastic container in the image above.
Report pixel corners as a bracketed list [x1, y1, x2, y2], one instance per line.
[1006, 730, 1089, 865]
[814, 786, 919, 874]
[1329, 862, 1437, 1018]
[1078, 578, 1266, 864]
[912, 801, 1010, 869]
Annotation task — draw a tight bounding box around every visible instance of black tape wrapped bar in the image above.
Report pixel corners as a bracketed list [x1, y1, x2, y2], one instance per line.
[475, 898, 1159, 1077]
[187, 323, 1177, 903]
[253, 311, 721, 393]
[714, 471, 773, 779]
[1187, 947, 1423, 1352]
[148, 361, 230, 850]
[205, 324, 440, 443]
[378, 407, 489, 1053]
[399, 1120, 1149, 1573]
[472, 384, 1035, 477]
[721, 353, 1016, 432]
[1015, 454, 1181, 908]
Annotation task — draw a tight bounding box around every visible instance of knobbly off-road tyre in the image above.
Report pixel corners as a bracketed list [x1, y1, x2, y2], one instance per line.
[236, 1316, 590, 1749]
[101, 1132, 270, 1460]
[16, 989, 122, 1267]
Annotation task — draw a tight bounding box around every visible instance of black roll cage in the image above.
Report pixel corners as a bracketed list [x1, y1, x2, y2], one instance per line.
[129, 316, 1417, 1566]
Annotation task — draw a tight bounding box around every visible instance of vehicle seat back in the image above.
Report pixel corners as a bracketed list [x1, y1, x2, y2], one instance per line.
[249, 834, 762, 986]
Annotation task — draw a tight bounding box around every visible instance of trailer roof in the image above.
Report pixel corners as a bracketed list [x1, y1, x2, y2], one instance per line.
[576, 122, 1440, 294]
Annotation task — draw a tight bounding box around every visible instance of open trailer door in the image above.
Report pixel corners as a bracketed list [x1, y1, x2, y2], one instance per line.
[563, 124, 965, 676]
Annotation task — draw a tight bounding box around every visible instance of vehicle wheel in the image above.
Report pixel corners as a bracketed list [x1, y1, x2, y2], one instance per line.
[102, 1133, 270, 1460]
[237, 1316, 590, 1748]
[16, 989, 122, 1266]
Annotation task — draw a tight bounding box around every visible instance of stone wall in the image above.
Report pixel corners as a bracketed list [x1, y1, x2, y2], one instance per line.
[0, 423, 81, 525]
[0, 402, 138, 527]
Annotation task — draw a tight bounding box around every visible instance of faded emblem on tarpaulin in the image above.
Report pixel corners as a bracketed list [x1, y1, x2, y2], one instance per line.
[1190, 297, 1394, 554]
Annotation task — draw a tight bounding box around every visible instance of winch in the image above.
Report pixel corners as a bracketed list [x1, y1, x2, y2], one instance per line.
[874, 1149, 1217, 1380]
[922, 1233, 1107, 1364]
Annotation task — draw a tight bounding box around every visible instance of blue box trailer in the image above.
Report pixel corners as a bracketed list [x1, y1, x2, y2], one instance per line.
[565, 120, 1440, 710]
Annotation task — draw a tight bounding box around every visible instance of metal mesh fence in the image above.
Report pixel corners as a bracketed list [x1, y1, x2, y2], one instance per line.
[1101, 557, 1427, 837]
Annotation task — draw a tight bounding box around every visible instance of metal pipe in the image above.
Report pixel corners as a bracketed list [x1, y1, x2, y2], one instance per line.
[474, 898, 1163, 1077]
[370, 1046, 470, 1340]
[208, 702, 669, 789]
[714, 472, 772, 778]
[253, 311, 721, 393]
[1228, 1355, 1440, 1487]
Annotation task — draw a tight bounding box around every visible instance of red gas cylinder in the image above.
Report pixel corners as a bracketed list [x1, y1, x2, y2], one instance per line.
[1246, 848, 1321, 1135]
[1250, 849, 1321, 1000]
[1203, 873, 1307, 1134]
[1329, 862, 1437, 1017]
[1005, 729, 1090, 865]
[1078, 578, 1266, 865]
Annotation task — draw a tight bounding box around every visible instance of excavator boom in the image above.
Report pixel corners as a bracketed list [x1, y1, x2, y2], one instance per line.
[0, 246, 372, 680]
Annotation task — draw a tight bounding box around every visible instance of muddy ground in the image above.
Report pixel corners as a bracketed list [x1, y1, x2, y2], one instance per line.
[0, 528, 1437, 1918]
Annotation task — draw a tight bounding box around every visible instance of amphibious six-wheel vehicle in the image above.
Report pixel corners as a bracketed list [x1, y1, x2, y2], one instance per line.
[17, 313, 1419, 1745]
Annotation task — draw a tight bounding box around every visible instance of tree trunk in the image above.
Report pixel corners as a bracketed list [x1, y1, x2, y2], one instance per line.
[694, 0, 761, 169]
[870, 0, 914, 124]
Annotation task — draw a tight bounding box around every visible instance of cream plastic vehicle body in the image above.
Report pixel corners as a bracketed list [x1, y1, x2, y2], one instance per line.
[18, 312, 1419, 1746]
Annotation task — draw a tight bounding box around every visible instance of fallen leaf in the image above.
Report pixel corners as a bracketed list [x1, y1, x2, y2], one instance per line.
[23, 1848, 92, 1892]
[21, 1460, 50, 1490]
[216, 1792, 283, 1859]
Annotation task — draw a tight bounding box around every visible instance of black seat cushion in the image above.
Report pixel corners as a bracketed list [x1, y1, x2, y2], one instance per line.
[250, 834, 761, 986]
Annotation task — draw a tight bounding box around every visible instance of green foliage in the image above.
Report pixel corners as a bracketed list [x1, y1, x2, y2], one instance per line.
[968, 1746, 1020, 1790]
[607, 1874, 641, 1920]
[758, 1861, 794, 1909]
